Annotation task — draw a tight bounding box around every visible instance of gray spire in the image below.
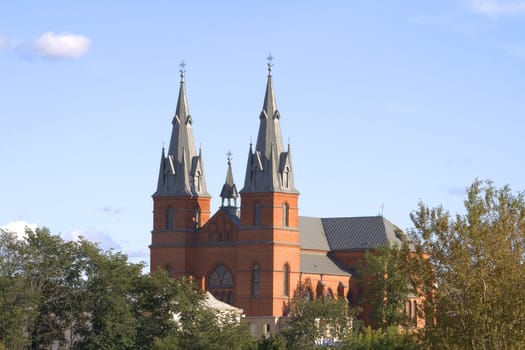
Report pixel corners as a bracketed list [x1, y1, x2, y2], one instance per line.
[241, 59, 298, 194]
[220, 153, 238, 210]
[154, 63, 210, 197]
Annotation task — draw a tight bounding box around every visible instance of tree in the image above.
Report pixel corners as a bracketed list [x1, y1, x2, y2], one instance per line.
[341, 326, 419, 350]
[359, 242, 413, 329]
[257, 334, 287, 350]
[0, 229, 34, 350]
[410, 180, 525, 349]
[75, 244, 143, 350]
[0, 227, 256, 349]
[282, 295, 353, 350]
[0, 227, 89, 349]
[154, 286, 256, 350]
[132, 269, 182, 349]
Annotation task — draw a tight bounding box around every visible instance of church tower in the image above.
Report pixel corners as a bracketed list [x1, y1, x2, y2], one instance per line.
[150, 63, 211, 276]
[238, 57, 300, 319]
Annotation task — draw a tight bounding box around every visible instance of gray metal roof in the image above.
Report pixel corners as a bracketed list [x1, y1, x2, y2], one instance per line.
[299, 216, 330, 251]
[321, 216, 403, 251]
[300, 252, 351, 276]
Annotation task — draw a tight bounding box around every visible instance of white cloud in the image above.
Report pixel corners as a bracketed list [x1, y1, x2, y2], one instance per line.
[34, 32, 91, 58]
[1, 221, 38, 240]
[467, 0, 525, 17]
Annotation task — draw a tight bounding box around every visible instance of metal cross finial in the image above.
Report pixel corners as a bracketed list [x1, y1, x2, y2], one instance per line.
[226, 150, 233, 162]
[267, 53, 274, 73]
[179, 60, 186, 81]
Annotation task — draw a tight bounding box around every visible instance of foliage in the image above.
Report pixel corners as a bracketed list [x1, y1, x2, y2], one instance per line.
[257, 334, 287, 350]
[154, 302, 255, 350]
[0, 227, 255, 350]
[341, 326, 419, 350]
[282, 295, 354, 350]
[359, 242, 413, 329]
[410, 179, 525, 349]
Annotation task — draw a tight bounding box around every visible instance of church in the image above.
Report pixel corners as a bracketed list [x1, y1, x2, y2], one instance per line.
[149, 60, 407, 337]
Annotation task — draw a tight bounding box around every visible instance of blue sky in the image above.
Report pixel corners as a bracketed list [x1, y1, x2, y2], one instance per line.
[1, 0, 524, 267]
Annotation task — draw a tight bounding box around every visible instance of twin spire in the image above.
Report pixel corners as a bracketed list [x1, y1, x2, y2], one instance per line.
[242, 56, 297, 194]
[154, 58, 297, 199]
[155, 61, 209, 197]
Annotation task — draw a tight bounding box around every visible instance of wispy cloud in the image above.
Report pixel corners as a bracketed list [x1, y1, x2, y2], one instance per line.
[100, 205, 124, 215]
[33, 32, 91, 59]
[127, 247, 149, 259]
[1, 221, 38, 240]
[65, 228, 121, 251]
[466, 0, 525, 17]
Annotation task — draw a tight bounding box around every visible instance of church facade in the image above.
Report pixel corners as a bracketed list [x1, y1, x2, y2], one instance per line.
[149, 62, 411, 336]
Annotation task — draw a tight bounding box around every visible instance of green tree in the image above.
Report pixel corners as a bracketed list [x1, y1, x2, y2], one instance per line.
[0, 227, 256, 349]
[155, 292, 256, 350]
[0, 227, 89, 349]
[0, 229, 34, 350]
[410, 180, 525, 349]
[359, 242, 413, 329]
[342, 326, 419, 350]
[132, 269, 181, 349]
[257, 334, 287, 350]
[75, 244, 143, 350]
[282, 296, 353, 350]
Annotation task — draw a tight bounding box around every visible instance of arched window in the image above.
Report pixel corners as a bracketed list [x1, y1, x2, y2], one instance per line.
[166, 207, 174, 230]
[413, 300, 417, 322]
[252, 264, 260, 297]
[254, 203, 261, 226]
[209, 264, 234, 289]
[283, 264, 290, 297]
[282, 203, 289, 227]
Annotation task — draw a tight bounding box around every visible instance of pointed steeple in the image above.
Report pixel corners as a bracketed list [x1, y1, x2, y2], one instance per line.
[156, 146, 168, 193]
[242, 56, 297, 194]
[154, 62, 210, 197]
[220, 152, 238, 214]
[255, 54, 284, 160]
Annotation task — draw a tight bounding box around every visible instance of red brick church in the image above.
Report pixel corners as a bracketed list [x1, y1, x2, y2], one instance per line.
[150, 60, 409, 336]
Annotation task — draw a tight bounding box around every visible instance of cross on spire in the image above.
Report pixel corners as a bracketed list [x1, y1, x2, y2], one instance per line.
[267, 53, 274, 75]
[179, 60, 186, 81]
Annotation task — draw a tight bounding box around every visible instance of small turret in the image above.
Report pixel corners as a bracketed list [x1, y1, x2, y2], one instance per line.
[220, 152, 238, 216]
